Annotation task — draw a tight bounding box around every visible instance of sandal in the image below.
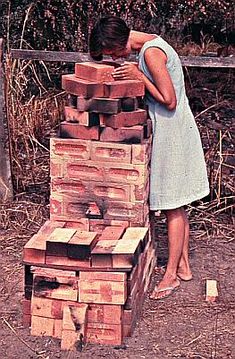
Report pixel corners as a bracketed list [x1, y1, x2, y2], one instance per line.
[149, 284, 180, 300]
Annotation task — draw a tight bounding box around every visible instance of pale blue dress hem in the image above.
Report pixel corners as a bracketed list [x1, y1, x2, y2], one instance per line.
[149, 189, 210, 211]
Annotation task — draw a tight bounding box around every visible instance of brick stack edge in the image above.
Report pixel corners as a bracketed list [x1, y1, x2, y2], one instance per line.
[22, 62, 156, 350]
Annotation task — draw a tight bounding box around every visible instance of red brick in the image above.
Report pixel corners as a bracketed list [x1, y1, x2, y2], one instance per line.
[31, 316, 54, 337]
[121, 97, 138, 112]
[97, 226, 126, 241]
[67, 93, 77, 108]
[104, 80, 145, 98]
[50, 137, 91, 160]
[67, 230, 98, 259]
[50, 197, 63, 217]
[62, 74, 104, 98]
[89, 219, 129, 233]
[87, 304, 122, 324]
[53, 319, 62, 339]
[51, 178, 88, 196]
[46, 255, 91, 270]
[31, 296, 63, 319]
[131, 136, 152, 164]
[46, 228, 76, 256]
[79, 280, 127, 304]
[77, 97, 121, 114]
[51, 179, 131, 204]
[62, 303, 88, 331]
[64, 219, 89, 230]
[33, 273, 78, 301]
[22, 314, 31, 327]
[91, 141, 131, 163]
[130, 178, 149, 203]
[22, 299, 31, 315]
[23, 221, 65, 264]
[75, 62, 115, 82]
[103, 201, 145, 224]
[91, 240, 118, 268]
[87, 323, 122, 345]
[60, 122, 100, 140]
[100, 109, 147, 128]
[91, 254, 112, 268]
[100, 125, 145, 143]
[79, 271, 126, 282]
[64, 106, 99, 126]
[65, 160, 148, 186]
[50, 159, 63, 177]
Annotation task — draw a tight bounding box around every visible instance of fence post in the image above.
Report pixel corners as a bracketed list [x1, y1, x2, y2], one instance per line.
[0, 38, 13, 201]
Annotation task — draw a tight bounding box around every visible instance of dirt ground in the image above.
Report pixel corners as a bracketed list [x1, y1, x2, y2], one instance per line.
[0, 217, 234, 359]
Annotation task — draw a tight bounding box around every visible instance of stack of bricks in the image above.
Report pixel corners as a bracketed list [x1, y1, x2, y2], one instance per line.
[22, 62, 156, 350]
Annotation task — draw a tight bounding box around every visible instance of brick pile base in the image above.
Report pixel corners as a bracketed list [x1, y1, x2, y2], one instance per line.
[22, 61, 156, 350]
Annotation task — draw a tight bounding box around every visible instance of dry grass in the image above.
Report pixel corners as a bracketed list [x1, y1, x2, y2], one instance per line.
[0, 51, 234, 240]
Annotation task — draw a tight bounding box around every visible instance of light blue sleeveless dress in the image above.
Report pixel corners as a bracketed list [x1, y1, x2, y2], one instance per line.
[138, 36, 209, 210]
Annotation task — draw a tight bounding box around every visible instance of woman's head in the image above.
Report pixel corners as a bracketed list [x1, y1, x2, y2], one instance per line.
[89, 16, 131, 61]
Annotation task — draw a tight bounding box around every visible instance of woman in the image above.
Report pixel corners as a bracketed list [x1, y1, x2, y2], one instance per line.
[89, 16, 209, 300]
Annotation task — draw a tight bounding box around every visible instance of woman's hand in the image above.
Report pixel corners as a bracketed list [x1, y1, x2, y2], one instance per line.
[112, 62, 144, 81]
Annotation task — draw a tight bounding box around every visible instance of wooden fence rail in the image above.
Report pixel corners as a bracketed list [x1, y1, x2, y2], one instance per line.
[0, 41, 234, 201]
[10, 48, 235, 68]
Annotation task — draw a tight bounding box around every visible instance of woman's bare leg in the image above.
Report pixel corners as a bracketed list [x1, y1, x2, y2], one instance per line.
[177, 209, 192, 280]
[150, 207, 185, 299]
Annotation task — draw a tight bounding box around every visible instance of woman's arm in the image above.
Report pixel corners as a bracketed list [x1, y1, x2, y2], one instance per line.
[112, 47, 177, 111]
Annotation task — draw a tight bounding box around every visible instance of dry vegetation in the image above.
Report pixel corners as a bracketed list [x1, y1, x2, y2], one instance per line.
[0, 0, 234, 240]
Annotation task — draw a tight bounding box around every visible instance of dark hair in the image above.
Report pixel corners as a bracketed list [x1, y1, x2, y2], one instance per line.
[89, 16, 130, 61]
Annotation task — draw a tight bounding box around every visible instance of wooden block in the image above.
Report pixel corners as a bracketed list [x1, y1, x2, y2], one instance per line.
[46, 228, 76, 256]
[23, 220, 66, 264]
[90, 141, 131, 163]
[79, 271, 127, 304]
[75, 62, 115, 82]
[87, 304, 122, 325]
[100, 125, 145, 144]
[206, 280, 218, 302]
[100, 109, 147, 128]
[91, 240, 118, 268]
[31, 316, 54, 337]
[87, 323, 122, 345]
[50, 137, 91, 160]
[60, 122, 100, 140]
[104, 80, 145, 98]
[31, 296, 63, 319]
[62, 74, 104, 98]
[64, 106, 99, 126]
[67, 230, 98, 259]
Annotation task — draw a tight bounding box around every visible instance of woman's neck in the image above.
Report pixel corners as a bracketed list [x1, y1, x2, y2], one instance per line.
[129, 30, 157, 52]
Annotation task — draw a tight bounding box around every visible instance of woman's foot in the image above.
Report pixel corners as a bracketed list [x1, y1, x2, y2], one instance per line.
[177, 258, 192, 281]
[150, 276, 180, 300]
